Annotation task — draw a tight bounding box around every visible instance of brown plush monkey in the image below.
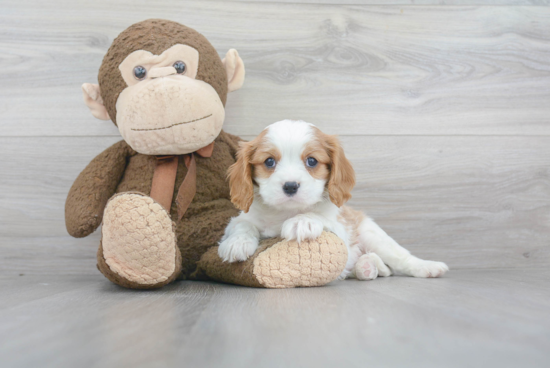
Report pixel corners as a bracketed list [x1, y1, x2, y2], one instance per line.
[66, 19, 347, 289]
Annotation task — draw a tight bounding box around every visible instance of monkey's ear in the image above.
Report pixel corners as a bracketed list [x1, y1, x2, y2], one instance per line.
[82, 83, 111, 121]
[222, 49, 245, 93]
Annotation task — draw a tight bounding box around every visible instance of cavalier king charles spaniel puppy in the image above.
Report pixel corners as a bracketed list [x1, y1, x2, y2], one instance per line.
[218, 120, 448, 280]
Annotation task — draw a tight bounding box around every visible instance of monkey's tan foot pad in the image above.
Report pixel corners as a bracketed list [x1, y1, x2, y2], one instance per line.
[197, 231, 348, 289]
[97, 193, 182, 289]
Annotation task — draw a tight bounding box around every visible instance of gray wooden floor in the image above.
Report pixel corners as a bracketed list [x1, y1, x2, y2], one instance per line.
[1, 0, 550, 367]
[1, 269, 549, 368]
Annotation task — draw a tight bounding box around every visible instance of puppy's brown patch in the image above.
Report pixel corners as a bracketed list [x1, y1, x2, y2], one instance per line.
[250, 139, 281, 179]
[309, 127, 356, 207]
[338, 205, 366, 252]
[338, 206, 365, 235]
[302, 138, 330, 180]
[228, 129, 269, 212]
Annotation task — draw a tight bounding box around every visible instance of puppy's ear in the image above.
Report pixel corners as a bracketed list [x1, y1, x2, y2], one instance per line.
[228, 141, 255, 212]
[325, 135, 355, 207]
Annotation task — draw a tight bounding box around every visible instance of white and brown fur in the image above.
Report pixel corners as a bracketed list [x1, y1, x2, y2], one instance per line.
[219, 120, 448, 280]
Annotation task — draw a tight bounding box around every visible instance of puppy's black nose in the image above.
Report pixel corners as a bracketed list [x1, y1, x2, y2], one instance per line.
[283, 181, 300, 196]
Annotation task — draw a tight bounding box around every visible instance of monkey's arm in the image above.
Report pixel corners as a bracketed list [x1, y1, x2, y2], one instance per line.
[65, 140, 135, 238]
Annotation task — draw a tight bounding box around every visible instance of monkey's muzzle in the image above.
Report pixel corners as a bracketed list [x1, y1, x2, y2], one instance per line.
[115, 76, 225, 155]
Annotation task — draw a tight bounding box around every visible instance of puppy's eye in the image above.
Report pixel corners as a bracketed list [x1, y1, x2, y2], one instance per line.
[173, 61, 186, 74]
[133, 66, 147, 80]
[264, 158, 276, 168]
[306, 157, 318, 168]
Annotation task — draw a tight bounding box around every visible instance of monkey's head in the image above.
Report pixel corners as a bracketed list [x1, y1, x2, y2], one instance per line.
[82, 19, 245, 155]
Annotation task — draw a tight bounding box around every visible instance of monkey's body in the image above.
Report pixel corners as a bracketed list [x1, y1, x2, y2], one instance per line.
[117, 131, 240, 278]
[66, 131, 242, 284]
[66, 19, 348, 289]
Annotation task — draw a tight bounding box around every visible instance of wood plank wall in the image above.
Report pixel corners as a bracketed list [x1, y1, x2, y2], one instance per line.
[1, 0, 549, 275]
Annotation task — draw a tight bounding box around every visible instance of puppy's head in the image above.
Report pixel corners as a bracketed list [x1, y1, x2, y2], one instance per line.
[228, 120, 355, 212]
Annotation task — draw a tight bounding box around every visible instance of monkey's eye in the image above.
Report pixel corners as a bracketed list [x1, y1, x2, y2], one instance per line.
[133, 66, 147, 80]
[306, 157, 318, 168]
[264, 158, 276, 169]
[173, 61, 186, 74]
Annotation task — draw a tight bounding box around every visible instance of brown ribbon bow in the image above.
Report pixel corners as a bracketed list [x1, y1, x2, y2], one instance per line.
[150, 142, 215, 221]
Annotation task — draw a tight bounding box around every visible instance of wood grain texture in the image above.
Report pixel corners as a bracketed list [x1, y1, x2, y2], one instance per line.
[230, 0, 550, 4]
[1, 1, 550, 136]
[1, 270, 549, 368]
[0, 2, 548, 366]
[0, 134, 548, 274]
[0, 1, 548, 273]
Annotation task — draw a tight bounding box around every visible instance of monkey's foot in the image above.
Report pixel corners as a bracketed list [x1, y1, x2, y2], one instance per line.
[198, 232, 348, 288]
[97, 192, 182, 289]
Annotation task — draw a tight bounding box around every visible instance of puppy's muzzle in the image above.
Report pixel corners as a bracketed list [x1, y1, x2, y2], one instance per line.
[283, 181, 300, 196]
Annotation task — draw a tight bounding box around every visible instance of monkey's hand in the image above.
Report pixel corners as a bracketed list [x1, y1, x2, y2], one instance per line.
[65, 140, 134, 238]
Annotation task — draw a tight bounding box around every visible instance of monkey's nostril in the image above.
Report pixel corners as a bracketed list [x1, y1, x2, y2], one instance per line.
[282, 182, 300, 196]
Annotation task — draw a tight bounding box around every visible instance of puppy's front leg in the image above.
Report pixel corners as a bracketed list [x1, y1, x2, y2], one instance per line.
[281, 213, 325, 243]
[218, 219, 260, 263]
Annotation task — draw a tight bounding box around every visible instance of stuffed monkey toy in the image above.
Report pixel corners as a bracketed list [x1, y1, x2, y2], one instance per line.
[66, 19, 348, 289]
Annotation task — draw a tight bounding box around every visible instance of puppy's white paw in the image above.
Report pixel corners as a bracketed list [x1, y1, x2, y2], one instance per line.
[408, 259, 449, 278]
[355, 254, 379, 281]
[281, 215, 324, 243]
[218, 235, 259, 263]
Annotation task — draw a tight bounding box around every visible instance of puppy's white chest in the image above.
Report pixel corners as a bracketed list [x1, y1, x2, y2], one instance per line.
[256, 211, 298, 239]
[260, 227, 281, 238]
[259, 219, 286, 238]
